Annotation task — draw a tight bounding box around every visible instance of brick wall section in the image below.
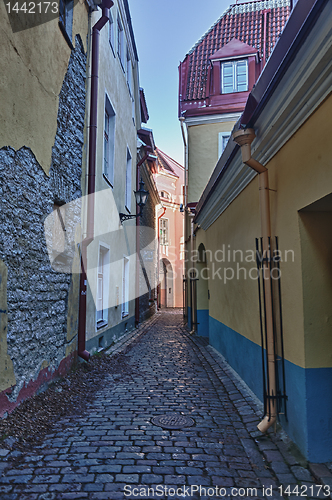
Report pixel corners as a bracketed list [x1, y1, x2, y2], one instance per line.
[0, 35, 86, 403]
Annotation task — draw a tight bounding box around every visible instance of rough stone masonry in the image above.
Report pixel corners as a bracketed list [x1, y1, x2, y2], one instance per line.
[0, 35, 86, 411]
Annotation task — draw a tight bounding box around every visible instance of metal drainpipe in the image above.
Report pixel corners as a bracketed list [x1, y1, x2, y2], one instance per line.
[180, 117, 188, 321]
[189, 211, 196, 334]
[232, 128, 277, 433]
[78, 0, 113, 362]
[157, 206, 167, 310]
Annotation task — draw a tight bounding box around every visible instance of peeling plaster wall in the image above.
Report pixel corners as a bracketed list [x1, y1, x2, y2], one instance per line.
[0, 35, 86, 413]
[0, 2, 89, 173]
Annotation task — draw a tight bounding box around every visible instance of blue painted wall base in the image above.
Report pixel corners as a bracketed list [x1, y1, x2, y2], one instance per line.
[197, 309, 209, 337]
[209, 315, 332, 462]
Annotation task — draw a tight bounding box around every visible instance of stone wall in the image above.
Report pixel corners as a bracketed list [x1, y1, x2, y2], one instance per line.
[0, 35, 86, 409]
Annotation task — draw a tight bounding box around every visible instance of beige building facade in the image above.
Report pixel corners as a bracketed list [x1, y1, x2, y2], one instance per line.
[194, 0, 332, 462]
[83, 0, 142, 353]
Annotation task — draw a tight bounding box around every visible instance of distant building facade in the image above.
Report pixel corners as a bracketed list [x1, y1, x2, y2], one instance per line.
[178, 0, 290, 333]
[154, 149, 184, 309]
[137, 123, 160, 323]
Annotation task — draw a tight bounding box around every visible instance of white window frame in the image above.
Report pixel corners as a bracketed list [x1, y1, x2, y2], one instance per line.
[96, 243, 110, 329]
[109, 9, 115, 54]
[218, 132, 231, 158]
[160, 218, 169, 246]
[117, 15, 125, 71]
[221, 59, 248, 94]
[132, 98, 136, 127]
[125, 147, 132, 212]
[122, 256, 129, 318]
[103, 94, 116, 186]
[126, 48, 132, 95]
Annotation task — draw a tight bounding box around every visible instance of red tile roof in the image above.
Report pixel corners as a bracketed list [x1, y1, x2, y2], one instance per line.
[181, 0, 290, 102]
[155, 148, 183, 177]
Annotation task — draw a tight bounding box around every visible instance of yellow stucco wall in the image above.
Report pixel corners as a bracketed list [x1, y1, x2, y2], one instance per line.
[195, 230, 209, 312]
[0, 260, 16, 392]
[187, 121, 237, 202]
[0, 2, 89, 174]
[204, 93, 332, 369]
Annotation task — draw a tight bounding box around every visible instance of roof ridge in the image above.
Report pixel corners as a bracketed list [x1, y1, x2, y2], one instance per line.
[156, 148, 184, 170]
[187, 5, 233, 56]
[186, 0, 290, 56]
[228, 0, 290, 14]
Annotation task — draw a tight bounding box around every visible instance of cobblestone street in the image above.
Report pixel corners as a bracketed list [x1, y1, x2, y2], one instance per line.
[0, 310, 330, 500]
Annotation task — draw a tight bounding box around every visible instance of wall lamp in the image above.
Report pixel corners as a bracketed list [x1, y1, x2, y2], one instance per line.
[119, 180, 149, 223]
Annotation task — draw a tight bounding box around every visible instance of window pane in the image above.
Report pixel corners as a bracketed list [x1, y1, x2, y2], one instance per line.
[104, 113, 109, 177]
[109, 11, 114, 49]
[222, 134, 230, 150]
[222, 60, 248, 94]
[104, 111, 109, 135]
[222, 63, 234, 94]
[236, 60, 248, 92]
[223, 63, 233, 75]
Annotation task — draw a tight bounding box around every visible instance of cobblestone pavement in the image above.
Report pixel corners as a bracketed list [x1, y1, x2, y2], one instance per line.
[1, 310, 331, 500]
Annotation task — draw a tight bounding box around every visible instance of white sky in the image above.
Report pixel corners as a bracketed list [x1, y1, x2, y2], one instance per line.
[129, 0, 231, 165]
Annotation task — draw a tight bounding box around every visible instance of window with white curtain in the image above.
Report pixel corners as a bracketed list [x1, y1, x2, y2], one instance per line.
[103, 95, 116, 186]
[218, 132, 231, 157]
[109, 9, 115, 53]
[96, 245, 110, 328]
[122, 256, 129, 318]
[117, 15, 125, 71]
[160, 218, 169, 246]
[125, 148, 132, 211]
[221, 59, 248, 94]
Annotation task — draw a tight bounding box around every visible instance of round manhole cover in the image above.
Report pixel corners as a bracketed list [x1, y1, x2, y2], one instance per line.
[151, 414, 195, 430]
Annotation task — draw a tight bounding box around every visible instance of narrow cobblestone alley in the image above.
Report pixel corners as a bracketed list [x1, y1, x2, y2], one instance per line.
[0, 310, 327, 500]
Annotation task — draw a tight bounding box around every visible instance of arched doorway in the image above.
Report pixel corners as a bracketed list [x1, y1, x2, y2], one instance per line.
[196, 243, 209, 337]
[159, 258, 173, 308]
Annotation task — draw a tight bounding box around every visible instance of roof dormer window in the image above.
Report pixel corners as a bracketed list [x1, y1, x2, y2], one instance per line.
[221, 59, 248, 94]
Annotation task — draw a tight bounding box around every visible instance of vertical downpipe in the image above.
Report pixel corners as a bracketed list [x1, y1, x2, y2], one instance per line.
[78, 0, 113, 361]
[232, 128, 277, 432]
[180, 117, 188, 321]
[189, 212, 196, 333]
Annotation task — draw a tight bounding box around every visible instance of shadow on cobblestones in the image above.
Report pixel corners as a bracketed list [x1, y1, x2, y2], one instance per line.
[0, 347, 140, 454]
[0, 310, 327, 500]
